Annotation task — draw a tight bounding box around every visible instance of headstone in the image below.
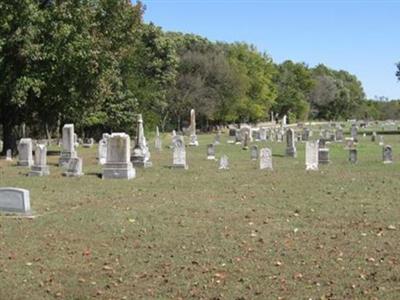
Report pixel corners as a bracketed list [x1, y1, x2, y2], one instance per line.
[240, 126, 252, 143]
[6, 149, 12, 161]
[285, 128, 297, 157]
[63, 157, 84, 177]
[155, 126, 162, 151]
[235, 129, 242, 144]
[349, 148, 357, 164]
[29, 144, 50, 176]
[305, 141, 319, 170]
[318, 139, 326, 148]
[350, 124, 358, 142]
[218, 154, 229, 170]
[59, 124, 77, 167]
[214, 130, 221, 145]
[17, 138, 34, 167]
[335, 128, 344, 142]
[188, 109, 199, 146]
[82, 138, 94, 148]
[102, 133, 136, 179]
[371, 131, 377, 142]
[250, 145, 258, 160]
[207, 144, 216, 160]
[172, 137, 188, 169]
[379, 135, 384, 146]
[259, 127, 267, 141]
[383, 145, 393, 164]
[302, 128, 310, 141]
[259, 147, 273, 170]
[98, 134, 109, 165]
[242, 132, 249, 150]
[131, 114, 152, 168]
[0, 188, 30, 214]
[282, 115, 287, 127]
[344, 137, 355, 149]
[74, 133, 80, 147]
[318, 148, 330, 165]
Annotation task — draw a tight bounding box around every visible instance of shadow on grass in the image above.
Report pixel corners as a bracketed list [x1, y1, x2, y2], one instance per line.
[86, 172, 102, 178]
[47, 151, 60, 156]
[272, 154, 285, 158]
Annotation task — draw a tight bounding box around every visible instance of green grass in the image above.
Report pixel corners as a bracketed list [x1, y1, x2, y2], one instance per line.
[1, 133, 400, 299]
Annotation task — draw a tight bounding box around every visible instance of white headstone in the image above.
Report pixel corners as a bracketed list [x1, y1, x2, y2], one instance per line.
[305, 141, 319, 171]
[59, 124, 77, 166]
[172, 137, 188, 169]
[218, 154, 229, 170]
[131, 114, 152, 168]
[155, 126, 162, 151]
[63, 157, 84, 177]
[6, 149, 12, 161]
[207, 144, 216, 160]
[102, 133, 136, 179]
[29, 144, 50, 176]
[17, 138, 33, 167]
[0, 188, 30, 214]
[188, 109, 199, 146]
[285, 128, 297, 157]
[259, 148, 273, 170]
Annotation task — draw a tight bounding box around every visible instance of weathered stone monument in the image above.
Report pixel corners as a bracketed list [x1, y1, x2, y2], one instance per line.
[383, 145, 393, 164]
[59, 124, 77, 167]
[242, 132, 249, 150]
[379, 135, 384, 146]
[218, 154, 229, 170]
[188, 109, 199, 146]
[207, 144, 216, 160]
[155, 126, 162, 151]
[318, 148, 330, 165]
[98, 133, 109, 165]
[213, 130, 221, 145]
[335, 128, 344, 142]
[302, 128, 310, 141]
[102, 133, 136, 179]
[17, 138, 34, 167]
[131, 114, 152, 168]
[305, 141, 319, 170]
[259, 127, 267, 141]
[6, 149, 12, 161]
[0, 188, 30, 214]
[172, 136, 188, 169]
[285, 128, 297, 157]
[350, 124, 358, 142]
[29, 144, 50, 176]
[82, 138, 94, 148]
[259, 147, 273, 170]
[250, 145, 258, 160]
[371, 131, 377, 142]
[349, 148, 357, 164]
[63, 157, 84, 177]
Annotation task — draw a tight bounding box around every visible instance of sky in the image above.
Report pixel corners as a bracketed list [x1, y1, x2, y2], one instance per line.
[141, 0, 400, 100]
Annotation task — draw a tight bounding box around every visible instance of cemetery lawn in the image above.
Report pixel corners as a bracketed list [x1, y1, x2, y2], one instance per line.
[1, 134, 400, 300]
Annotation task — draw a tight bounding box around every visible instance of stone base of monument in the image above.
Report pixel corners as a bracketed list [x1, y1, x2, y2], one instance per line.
[29, 165, 50, 176]
[59, 151, 76, 167]
[171, 163, 188, 170]
[132, 160, 153, 168]
[207, 156, 216, 160]
[102, 162, 136, 179]
[188, 135, 199, 146]
[17, 160, 33, 167]
[285, 148, 297, 158]
[318, 148, 330, 165]
[63, 170, 84, 177]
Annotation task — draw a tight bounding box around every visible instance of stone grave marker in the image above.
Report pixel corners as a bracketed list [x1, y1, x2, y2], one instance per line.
[59, 124, 77, 166]
[219, 155, 229, 170]
[285, 128, 297, 157]
[102, 133, 136, 179]
[0, 188, 30, 214]
[188, 109, 199, 146]
[17, 138, 34, 167]
[6, 149, 12, 161]
[318, 148, 330, 165]
[172, 137, 188, 169]
[63, 157, 84, 177]
[207, 144, 216, 160]
[305, 141, 319, 170]
[259, 147, 273, 170]
[250, 145, 258, 160]
[349, 148, 357, 164]
[29, 144, 50, 176]
[155, 126, 162, 151]
[383, 145, 393, 164]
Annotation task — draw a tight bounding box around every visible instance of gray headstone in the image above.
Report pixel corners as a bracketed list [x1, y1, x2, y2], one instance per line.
[250, 145, 258, 160]
[383, 145, 393, 164]
[59, 124, 77, 166]
[155, 126, 162, 151]
[350, 124, 358, 142]
[29, 144, 50, 176]
[349, 148, 357, 164]
[17, 138, 34, 167]
[102, 133, 136, 179]
[371, 132, 377, 142]
[259, 148, 273, 170]
[242, 132, 249, 150]
[318, 148, 330, 165]
[207, 144, 216, 160]
[305, 141, 319, 171]
[335, 129, 344, 141]
[63, 157, 84, 177]
[285, 128, 297, 157]
[218, 154, 229, 170]
[0, 188, 30, 213]
[188, 109, 199, 146]
[259, 127, 267, 141]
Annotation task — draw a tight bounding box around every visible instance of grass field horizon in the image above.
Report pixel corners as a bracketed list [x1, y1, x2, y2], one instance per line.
[1, 133, 399, 299]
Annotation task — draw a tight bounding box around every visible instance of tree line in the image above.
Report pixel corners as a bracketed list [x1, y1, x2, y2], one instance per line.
[0, 0, 398, 153]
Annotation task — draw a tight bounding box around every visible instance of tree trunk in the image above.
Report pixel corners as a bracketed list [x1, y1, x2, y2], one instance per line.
[1, 118, 17, 155]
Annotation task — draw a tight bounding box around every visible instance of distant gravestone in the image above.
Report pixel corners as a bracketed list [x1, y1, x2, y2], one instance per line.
[98, 134, 109, 165]
[242, 132, 249, 150]
[259, 148, 273, 170]
[63, 157, 84, 177]
[218, 154, 229, 170]
[305, 141, 319, 170]
[235, 129, 242, 144]
[371, 132, 377, 142]
[259, 127, 267, 141]
[318, 138, 326, 148]
[227, 129, 236, 144]
[350, 124, 358, 142]
[82, 138, 94, 148]
[207, 144, 216, 160]
[349, 148, 357, 164]
[17, 138, 34, 167]
[29, 144, 50, 176]
[335, 129, 344, 141]
[59, 124, 77, 167]
[379, 135, 384, 146]
[250, 145, 258, 160]
[302, 128, 310, 141]
[102, 133, 136, 179]
[172, 137, 188, 169]
[214, 131, 221, 145]
[155, 126, 162, 151]
[318, 148, 330, 165]
[383, 145, 393, 164]
[0, 188, 30, 214]
[6, 149, 12, 161]
[285, 128, 297, 157]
